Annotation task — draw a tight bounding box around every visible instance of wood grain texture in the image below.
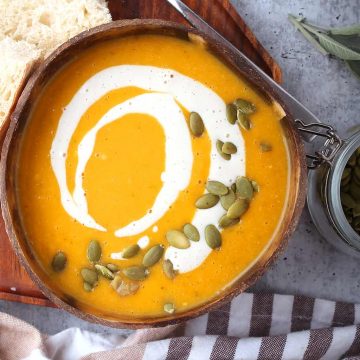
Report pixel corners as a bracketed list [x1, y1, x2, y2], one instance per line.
[0, 0, 282, 308]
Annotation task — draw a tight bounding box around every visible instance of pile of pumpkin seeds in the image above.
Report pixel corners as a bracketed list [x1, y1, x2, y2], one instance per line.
[164, 177, 258, 251]
[340, 148, 360, 234]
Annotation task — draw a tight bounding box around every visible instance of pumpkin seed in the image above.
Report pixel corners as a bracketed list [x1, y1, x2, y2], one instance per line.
[343, 183, 351, 193]
[226, 103, 237, 124]
[354, 166, 360, 181]
[189, 112, 205, 137]
[341, 175, 351, 187]
[220, 189, 236, 210]
[87, 240, 101, 262]
[236, 176, 254, 200]
[205, 224, 222, 249]
[122, 244, 140, 259]
[80, 268, 98, 285]
[341, 192, 357, 208]
[216, 140, 231, 160]
[111, 276, 139, 296]
[218, 214, 240, 228]
[350, 181, 360, 201]
[122, 266, 148, 281]
[106, 263, 119, 272]
[163, 259, 177, 279]
[231, 183, 237, 192]
[195, 193, 219, 209]
[227, 198, 249, 219]
[354, 217, 360, 231]
[342, 167, 352, 180]
[83, 282, 93, 292]
[166, 230, 190, 249]
[237, 111, 251, 130]
[183, 223, 200, 242]
[260, 142, 272, 152]
[51, 251, 67, 272]
[354, 174, 360, 186]
[110, 275, 122, 291]
[222, 142, 237, 155]
[349, 153, 357, 167]
[354, 204, 360, 217]
[164, 303, 176, 314]
[233, 98, 256, 114]
[206, 181, 228, 196]
[251, 180, 260, 193]
[95, 264, 115, 280]
[142, 245, 164, 267]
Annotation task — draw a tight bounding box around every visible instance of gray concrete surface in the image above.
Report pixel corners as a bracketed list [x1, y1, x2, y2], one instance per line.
[1, 0, 360, 335]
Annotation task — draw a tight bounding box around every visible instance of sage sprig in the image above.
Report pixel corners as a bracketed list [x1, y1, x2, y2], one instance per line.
[288, 14, 360, 80]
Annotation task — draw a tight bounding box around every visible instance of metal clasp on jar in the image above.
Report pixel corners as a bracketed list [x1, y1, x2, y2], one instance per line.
[295, 119, 343, 169]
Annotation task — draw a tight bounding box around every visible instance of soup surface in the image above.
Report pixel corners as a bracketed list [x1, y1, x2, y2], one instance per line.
[17, 34, 289, 319]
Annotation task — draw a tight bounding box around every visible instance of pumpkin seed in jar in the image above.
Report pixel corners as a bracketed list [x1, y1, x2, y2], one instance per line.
[166, 230, 190, 249]
[80, 268, 98, 285]
[122, 266, 148, 281]
[164, 303, 176, 314]
[51, 251, 67, 272]
[205, 224, 222, 249]
[233, 98, 256, 114]
[95, 264, 115, 280]
[342, 167, 352, 180]
[354, 166, 360, 181]
[83, 282, 93, 292]
[122, 244, 140, 259]
[349, 153, 357, 167]
[183, 223, 200, 242]
[354, 204, 360, 217]
[216, 140, 231, 160]
[237, 111, 251, 130]
[236, 176, 254, 200]
[350, 181, 360, 201]
[206, 181, 228, 196]
[222, 142, 237, 155]
[189, 112, 205, 137]
[342, 175, 351, 187]
[226, 103, 237, 124]
[87, 240, 101, 262]
[142, 245, 164, 267]
[106, 263, 119, 272]
[227, 198, 249, 219]
[195, 193, 219, 209]
[218, 214, 240, 228]
[341, 192, 357, 209]
[259, 142, 272, 152]
[220, 189, 236, 210]
[163, 259, 177, 279]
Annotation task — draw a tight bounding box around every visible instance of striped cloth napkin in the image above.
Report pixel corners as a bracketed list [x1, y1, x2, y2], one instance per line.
[2, 293, 360, 360]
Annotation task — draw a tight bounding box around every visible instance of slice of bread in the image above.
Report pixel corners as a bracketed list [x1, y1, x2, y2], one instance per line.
[0, 0, 112, 132]
[0, 0, 112, 57]
[0, 37, 40, 131]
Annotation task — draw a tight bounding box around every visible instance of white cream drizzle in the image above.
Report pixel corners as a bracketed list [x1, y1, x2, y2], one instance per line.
[50, 65, 245, 273]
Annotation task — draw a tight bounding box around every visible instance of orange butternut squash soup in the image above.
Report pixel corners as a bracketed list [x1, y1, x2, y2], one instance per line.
[16, 34, 289, 318]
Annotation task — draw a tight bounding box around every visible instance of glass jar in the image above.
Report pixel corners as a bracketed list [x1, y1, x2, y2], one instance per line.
[306, 124, 360, 257]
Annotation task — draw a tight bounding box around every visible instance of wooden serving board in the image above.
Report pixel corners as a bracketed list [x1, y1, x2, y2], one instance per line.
[0, 0, 281, 307]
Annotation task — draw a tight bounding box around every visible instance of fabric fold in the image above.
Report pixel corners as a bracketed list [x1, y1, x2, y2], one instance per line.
[1, 293, 359, 360]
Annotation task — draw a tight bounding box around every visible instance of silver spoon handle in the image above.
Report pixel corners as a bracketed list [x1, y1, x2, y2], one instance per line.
[166, 0, 322, 143]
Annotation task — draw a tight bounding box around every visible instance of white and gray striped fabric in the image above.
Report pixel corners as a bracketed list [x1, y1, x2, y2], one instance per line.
[14, 293, 360, 359]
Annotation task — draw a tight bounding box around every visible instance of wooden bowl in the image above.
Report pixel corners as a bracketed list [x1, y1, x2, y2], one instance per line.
[0, 19, 306, 328]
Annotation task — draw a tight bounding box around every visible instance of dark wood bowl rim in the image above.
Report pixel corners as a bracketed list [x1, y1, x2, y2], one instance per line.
[0, 19, 307, 329]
